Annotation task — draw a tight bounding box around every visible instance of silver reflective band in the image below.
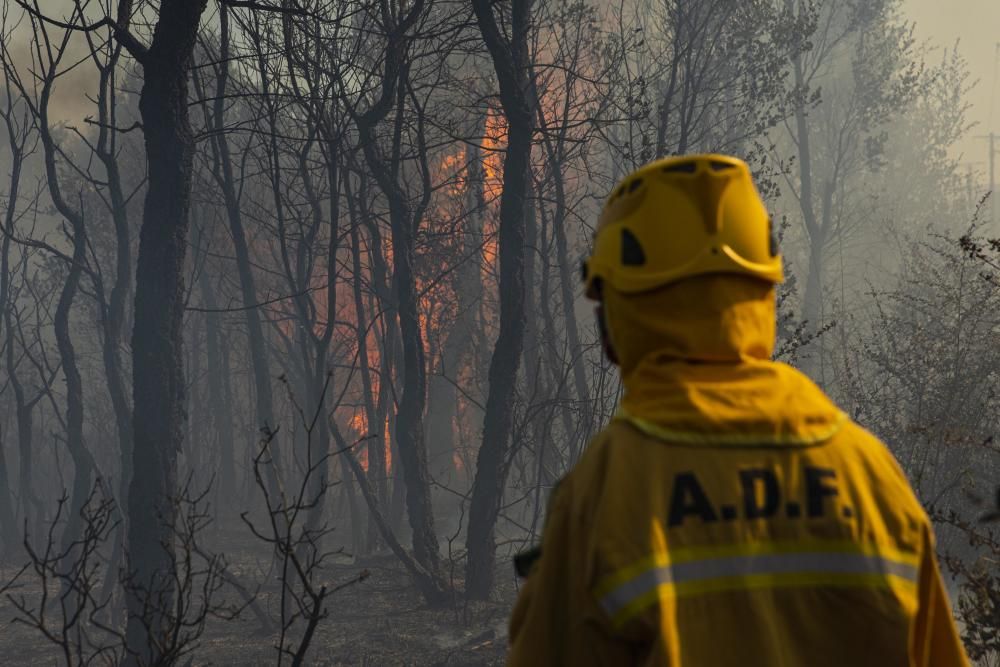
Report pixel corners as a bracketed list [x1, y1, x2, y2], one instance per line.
[600, 551, 919, 618]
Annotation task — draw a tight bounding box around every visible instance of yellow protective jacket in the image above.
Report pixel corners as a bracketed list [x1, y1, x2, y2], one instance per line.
[507, 276, 968, 667]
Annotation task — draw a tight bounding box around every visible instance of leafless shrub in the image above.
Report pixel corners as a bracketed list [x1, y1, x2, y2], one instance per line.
[849, 221, 1000, 665]
[4, 476, 244, 667]
[5, 481, 122, 666]
[938, 503, 1000, 667]
[242, 374, 369, 667]
[121, 474, 245, 666]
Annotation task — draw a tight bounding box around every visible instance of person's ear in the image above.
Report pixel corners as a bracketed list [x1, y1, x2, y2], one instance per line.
[596, 303, 619, 365]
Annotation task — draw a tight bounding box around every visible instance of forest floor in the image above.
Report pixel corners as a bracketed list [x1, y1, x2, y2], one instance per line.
[0, 524, 517, 666]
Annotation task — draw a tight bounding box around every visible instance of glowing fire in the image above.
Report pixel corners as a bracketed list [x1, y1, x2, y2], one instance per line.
[384, 414, 392, 472]
[271, 102, 520, 485]
[349, 411, 366, 434]
[482, 108, 506, 201]
[480, 109, 505, 286]
[438, 149, 467, 198]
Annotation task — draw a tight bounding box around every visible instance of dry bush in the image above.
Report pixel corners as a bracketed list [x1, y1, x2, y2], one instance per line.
[836, 224, 1000, 664]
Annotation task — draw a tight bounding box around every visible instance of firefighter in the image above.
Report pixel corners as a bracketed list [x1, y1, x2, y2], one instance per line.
[506, 154, 969, 666]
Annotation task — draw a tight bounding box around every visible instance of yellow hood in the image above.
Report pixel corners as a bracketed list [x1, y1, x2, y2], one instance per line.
[603, 274, 845, 445]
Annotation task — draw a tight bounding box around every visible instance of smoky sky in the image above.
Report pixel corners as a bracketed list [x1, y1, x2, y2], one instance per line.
[13, 0, 999, 176]
[905, 0, 1000, 164]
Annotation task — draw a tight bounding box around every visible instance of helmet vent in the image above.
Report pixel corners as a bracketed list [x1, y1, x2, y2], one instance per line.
[621, 228, 646, 266]
[710, 160, 735, 171]
[627, 178, 644, 193]
[663, 162, 696, 174]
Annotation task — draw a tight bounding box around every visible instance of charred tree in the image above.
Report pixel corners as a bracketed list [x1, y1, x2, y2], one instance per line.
[86, 32, 135, 517]
[465, 0, 536, 600]
[195, 234, 237, 502]
[0, 53, 31, 554]
[11, 16, 101, 577]
[350, 0, 448, 599]
[352, 171, 401, 539]
[199, 4, 277, 460]
[345, 180, 388, 552]
[118, 0, 208, 661]
[426, 122, 487, 480]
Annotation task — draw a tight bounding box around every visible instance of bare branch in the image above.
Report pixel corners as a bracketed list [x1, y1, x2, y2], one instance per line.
[220, 0, 312, 16]
[14, 0, 149, 62]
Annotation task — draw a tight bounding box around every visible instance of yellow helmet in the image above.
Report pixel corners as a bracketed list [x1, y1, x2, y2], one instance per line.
[583, 154, 783, 300]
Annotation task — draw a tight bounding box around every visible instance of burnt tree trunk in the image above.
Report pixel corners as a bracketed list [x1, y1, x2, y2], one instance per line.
[466, 0, 536, 600]
[785, 9, 828, 380]
[30, 39, 96, 576]
[6, 316, 41, 538]
[352, 0, 447, 601]
[292, 133, 341, 554]
[0, 429, 15, 556]
[536, 201, 580, 465]
[519, 183, 557, 536]
[379, 179, 439, 573]
[0, 91, 26, 554]
[541, 137, 592, 456]
[124, 1, 207, 662]
[358, 182, 397, 539]
[336, 426, 449, 604]
[347, 205, 387, 553]
[204, 4, 276, 456]
[426, 127, 487, 480]
[88, 47, 135, 616]
[198, 261, 236, 502]
[91, 54, 134, 516]
[52, 180, 93, 589]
